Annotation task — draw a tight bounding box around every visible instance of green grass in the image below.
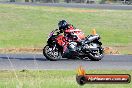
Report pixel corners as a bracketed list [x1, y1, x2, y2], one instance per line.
[0, 4, 132, 49]
[0, 70, 131, 88]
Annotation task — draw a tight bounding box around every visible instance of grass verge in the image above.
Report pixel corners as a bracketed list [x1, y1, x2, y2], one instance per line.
[0, 4, 132, 54]
[0, 70, 131, 88]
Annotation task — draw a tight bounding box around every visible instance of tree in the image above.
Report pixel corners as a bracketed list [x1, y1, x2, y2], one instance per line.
[10, 0, 15, 2]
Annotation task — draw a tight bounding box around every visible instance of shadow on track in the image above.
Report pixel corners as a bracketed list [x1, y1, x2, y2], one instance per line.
[0, 56, 92, 61]
[0, 56, 46, 61]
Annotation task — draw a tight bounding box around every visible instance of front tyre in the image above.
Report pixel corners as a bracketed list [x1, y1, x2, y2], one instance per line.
[43, 45, 61, 61]
[88, 45, 104, 61]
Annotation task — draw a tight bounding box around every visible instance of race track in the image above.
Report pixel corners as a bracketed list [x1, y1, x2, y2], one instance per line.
[0, 2, 132, 10]
[0, 54, 132, 70]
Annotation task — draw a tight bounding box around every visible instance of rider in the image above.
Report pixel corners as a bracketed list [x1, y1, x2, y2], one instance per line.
[58, 20, 77, 53]
[58, 19, 85, 40]
[58, 20, 74, 34]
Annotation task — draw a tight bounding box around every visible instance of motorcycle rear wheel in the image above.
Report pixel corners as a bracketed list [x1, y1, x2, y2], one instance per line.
[43, 45, 61, 61]
[88, 45, 104, 61]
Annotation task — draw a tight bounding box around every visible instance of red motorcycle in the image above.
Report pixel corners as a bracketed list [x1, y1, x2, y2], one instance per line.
[43, 22, 104, 61]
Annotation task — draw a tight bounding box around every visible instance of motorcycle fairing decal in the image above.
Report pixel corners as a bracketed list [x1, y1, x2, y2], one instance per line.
[56, 35, 66, 46]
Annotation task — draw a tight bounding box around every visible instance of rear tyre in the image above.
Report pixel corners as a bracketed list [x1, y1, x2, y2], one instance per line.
[88, 45, 104, 61]
[43, 45, 61, 61]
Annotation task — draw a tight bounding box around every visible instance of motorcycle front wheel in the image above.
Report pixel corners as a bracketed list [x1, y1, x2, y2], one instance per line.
[43, 45, 62, 61]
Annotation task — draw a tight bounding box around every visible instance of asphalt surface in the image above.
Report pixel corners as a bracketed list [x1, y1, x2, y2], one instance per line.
[0, 2, 132, 10]
[0, 54, 132, 70]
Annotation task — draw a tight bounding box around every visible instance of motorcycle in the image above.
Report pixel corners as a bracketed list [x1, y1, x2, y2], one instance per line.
[43, 28, 104, 61]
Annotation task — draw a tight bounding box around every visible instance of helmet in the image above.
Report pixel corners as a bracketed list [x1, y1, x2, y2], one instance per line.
[58, 20, 69, 30]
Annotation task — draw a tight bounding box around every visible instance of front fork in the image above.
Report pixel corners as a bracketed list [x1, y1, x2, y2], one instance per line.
[52, 44, 56, 51]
